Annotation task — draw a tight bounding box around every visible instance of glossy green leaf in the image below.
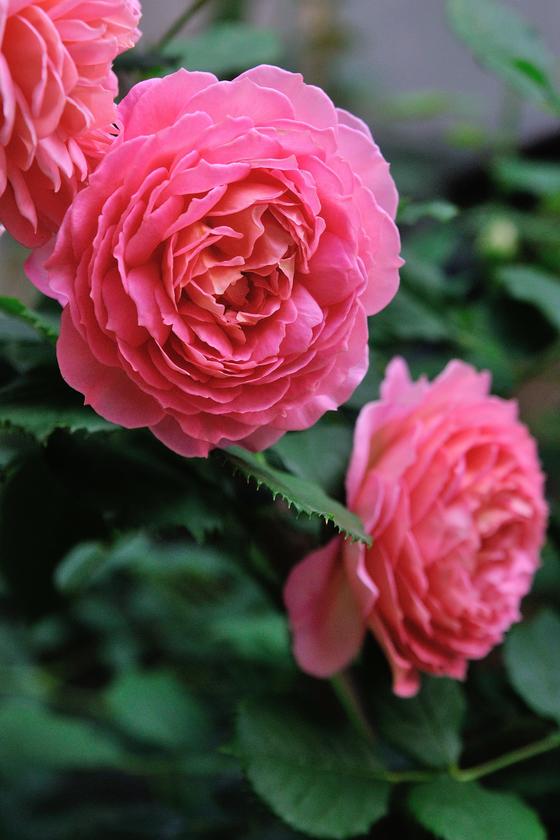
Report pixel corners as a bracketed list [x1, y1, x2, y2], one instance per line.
[374, 677, 465, 768]
[408, 777, 545, 840]
[504, 610, 560, 722]
[235, 700, 390, 839]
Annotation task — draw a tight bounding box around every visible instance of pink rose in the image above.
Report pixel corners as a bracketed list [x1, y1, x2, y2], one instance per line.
[285, 358, 547, 696]
[0, 0, 141, 247]
[30, 66, 402, 456]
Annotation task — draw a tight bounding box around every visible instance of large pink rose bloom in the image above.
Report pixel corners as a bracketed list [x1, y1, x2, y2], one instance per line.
[0, 0, 141, 247]
[285, 358, 547, 696]
[31, 66, 402, 456]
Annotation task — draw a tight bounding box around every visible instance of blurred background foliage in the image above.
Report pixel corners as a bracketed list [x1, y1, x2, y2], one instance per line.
[0, 0, 559, 837]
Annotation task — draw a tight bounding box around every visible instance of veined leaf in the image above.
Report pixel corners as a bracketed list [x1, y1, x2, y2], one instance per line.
[408, 777, 545, 840]
[374, 677, 465, 769]
[225, 447, 370, 544]
[235, 700, 390, 839]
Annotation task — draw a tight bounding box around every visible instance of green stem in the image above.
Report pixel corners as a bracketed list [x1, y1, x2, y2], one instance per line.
[155, 0, 214, 51]
[450, 730, 560, 783]
[331, 671, 376, 745]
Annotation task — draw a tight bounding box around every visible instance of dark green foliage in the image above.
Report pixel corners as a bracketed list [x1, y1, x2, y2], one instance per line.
[1, 2, 559, 838]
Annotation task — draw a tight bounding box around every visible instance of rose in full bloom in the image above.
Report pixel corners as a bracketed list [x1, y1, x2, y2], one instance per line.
[30, 66, 402, 456]
[0, 0, 141, 247]
[285, 358, 547, 696]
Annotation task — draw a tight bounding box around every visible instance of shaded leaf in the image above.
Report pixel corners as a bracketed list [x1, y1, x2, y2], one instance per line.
[0, 701, 125, 771]
[235, 700, 390, 839]
[408, 777, 545, 840]
[374, 677, 465, 769]
[272, 414, 353, 496]
[0, 368, 115, 440]
[504, 610, 560, 722]
[492, 158, 560, 197]
[496, 265, 560, 330]
[55, 534, 230, 593]
[375, 288, 451, 343]
[105, 669, 209, 750]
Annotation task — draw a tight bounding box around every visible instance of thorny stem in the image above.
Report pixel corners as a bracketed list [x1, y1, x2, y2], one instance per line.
[155, 0, 214, 52]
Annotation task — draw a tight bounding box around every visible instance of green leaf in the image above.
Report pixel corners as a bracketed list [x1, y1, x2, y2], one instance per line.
[235, 700, 390, 839]
[0, 368, 115, 440]
[374, 288, 451, 343]
[446, 0, 560, 112]
[398, 200, 458, 226]
[105, 669, 209, 750]
[492, 158, 560, 197]
[272, 414, 353, 496]
[408, 777, 545, 840]
[225, 447, 370, 544]
[55, 533, 231, 593]
[163, 23, 283, 75]
[374, 677, 465, 769]
[0, 297, 59, 343]
[380, 90, 456, 121]
[0, 701, 125, 771]
[532, 542, 560, 599]
[210, 613, 289, 663]
[496, 265, 560, 330]
[504, 610, 560, 723]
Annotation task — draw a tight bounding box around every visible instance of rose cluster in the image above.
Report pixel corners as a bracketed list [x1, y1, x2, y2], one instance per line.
[285, 359, 547, 695]
[1, 3, 549, 693]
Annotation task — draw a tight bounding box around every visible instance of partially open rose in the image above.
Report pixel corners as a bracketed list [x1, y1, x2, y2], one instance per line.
[285, 358, 547, 696]
[30, 66, 402, 456]
[0, 0, 141, 246]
